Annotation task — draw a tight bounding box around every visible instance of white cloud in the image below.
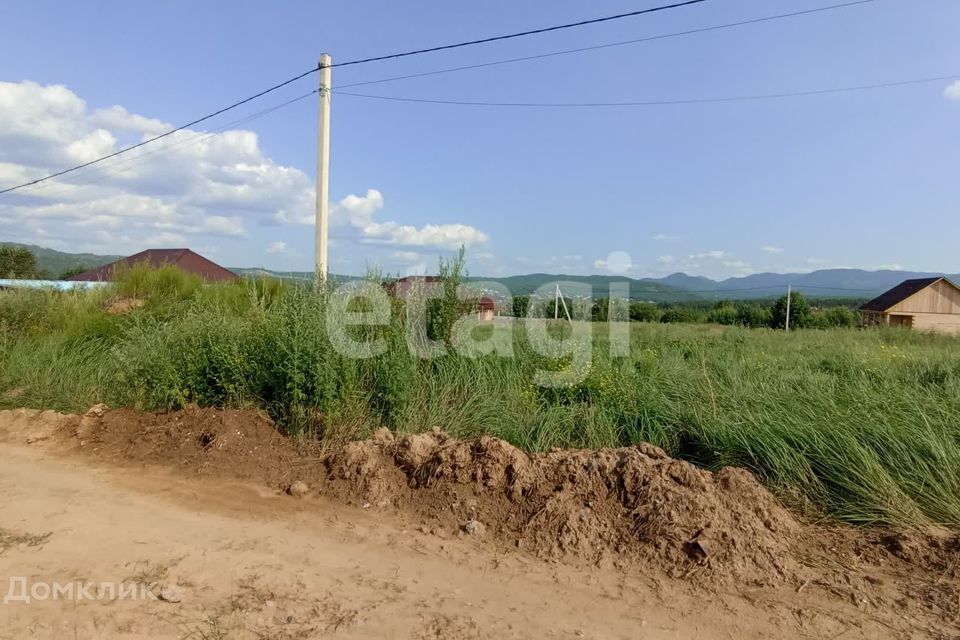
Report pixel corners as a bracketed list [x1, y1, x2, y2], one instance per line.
[722, 259, 752, 273]
[364, 220, 488, 249]
[761, 245, 784, 254]
[278, 188, 488, 250]
[690, 250, 730, 260]
[649, 250, 753, 277]
[89, 105, 172, 136]
[337, 189, 488, 249]
[594, 251, 632, 274]
[266, 241, 288, 255]
[0, 80, 488, 258]
[944, 80, 960, 102]
[391, 250, 424, 264]
[652, 233, 681, 241]
[144, 231, 187, 246]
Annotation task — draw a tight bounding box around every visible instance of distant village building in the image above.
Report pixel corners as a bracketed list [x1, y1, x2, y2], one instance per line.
[387, 275, 499, 321]
[386, 275, 442, 298]
[67, 249, 238, 283]
[476, 296, 497, 322]
[860, 277, 960, 334]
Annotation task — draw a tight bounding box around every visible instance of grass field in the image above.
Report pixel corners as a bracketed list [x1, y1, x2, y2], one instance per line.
[2, 266, 960, 529]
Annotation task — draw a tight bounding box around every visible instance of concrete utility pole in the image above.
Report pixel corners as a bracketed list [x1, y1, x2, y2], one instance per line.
[785, 283, 792, 332]
[315, 53, 332, 280]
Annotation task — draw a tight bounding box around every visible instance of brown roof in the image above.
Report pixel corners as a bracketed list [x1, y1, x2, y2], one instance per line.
[386, 277, 496, 310]
[387, 275, 443, 297]
[66, 249, 238, 282]
[860, 277, 950, 312]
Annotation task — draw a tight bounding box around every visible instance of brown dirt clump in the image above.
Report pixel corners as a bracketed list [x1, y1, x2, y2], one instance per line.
[325, 427, 798, 584]
[57, 405, 305, 489]
[103, 296, 146, 315]
[44, 409, 797, 582]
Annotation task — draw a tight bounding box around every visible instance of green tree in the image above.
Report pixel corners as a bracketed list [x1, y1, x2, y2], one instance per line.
[544, 294, 574, 320]
[511, 295, 530, 318]
[770, 292, 811, 329]
[58, 265, 88, 280]
[660, 307, 697, 324]
[427, 246, 469, 347]
[629, 302, 660, 323]
[735, 303, 772, 328]
[819, 306, 858, 328]
[0, 247, 41, 279]
[591, 297, 609, 322]
[707, 301, 737, 326]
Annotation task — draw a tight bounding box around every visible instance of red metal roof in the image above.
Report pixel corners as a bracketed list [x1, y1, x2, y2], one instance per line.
[66, 249, 238, 282]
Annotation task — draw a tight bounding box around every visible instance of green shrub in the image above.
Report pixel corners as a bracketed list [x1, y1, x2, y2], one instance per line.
[770, 292, 811, 329]
[629, 302, 660, 323]
[706, 302, 737, 326]
[112, 262, 202, 305]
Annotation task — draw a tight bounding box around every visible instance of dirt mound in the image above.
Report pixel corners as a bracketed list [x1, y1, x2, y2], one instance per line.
[58, 406, 304, 488]
[38, 408, 797, 582]
[325, 427, 798, 583]
[29, 406, 959, 604]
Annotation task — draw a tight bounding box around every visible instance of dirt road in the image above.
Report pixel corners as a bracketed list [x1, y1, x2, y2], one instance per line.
[0, 409, 951, 639]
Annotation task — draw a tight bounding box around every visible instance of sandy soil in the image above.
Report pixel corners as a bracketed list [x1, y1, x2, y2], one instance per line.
[0, 408, 955, 639]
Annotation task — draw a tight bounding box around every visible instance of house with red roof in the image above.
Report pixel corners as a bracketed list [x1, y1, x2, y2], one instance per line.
[66, 249, 238, 283]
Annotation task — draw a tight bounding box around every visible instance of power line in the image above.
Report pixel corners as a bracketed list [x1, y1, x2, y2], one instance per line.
[335, 73, 959, 108]
[0, 89, 319, 208]
[338, 0, 877, 91]
[24, 0, 878, 197]
[325, 0, 707, 69]
[0, 0, 711, 197]
[0, 69, 320, 196]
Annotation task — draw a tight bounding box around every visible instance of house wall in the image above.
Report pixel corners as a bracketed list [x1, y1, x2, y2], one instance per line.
[910, 313, 960, 335]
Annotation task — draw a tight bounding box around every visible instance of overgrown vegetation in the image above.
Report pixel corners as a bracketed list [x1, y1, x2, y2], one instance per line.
[511, 292, 861, 329]
[2, 262, 960, 529]
[0, 246, 46, 279]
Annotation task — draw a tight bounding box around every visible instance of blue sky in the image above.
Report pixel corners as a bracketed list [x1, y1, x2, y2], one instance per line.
[1, 0, 959, 279]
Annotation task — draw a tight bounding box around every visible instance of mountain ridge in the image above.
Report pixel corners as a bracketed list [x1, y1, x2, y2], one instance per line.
[5, 243, 956, 300]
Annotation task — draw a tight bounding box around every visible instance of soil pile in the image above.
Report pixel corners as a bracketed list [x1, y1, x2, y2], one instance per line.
[59, 406, 303, 488]
[326, 428, 798, 583]
[38, 407, 798, 581]
[16, 404, 957, 613]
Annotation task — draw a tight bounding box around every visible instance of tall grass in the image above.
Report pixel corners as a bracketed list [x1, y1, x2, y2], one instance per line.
[2, 266, 960, 528]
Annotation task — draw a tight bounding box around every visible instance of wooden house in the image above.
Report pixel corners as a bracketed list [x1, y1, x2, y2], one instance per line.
[860, 277, 960, 334]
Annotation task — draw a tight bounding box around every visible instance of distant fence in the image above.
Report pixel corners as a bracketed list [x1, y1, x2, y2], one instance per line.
[0, 279, 110, 291]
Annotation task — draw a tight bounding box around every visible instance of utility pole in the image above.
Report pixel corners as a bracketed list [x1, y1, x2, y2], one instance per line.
[554, 283, 560, 320]
[315, 53, 332, 280]
[785, 283, 792, 332]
